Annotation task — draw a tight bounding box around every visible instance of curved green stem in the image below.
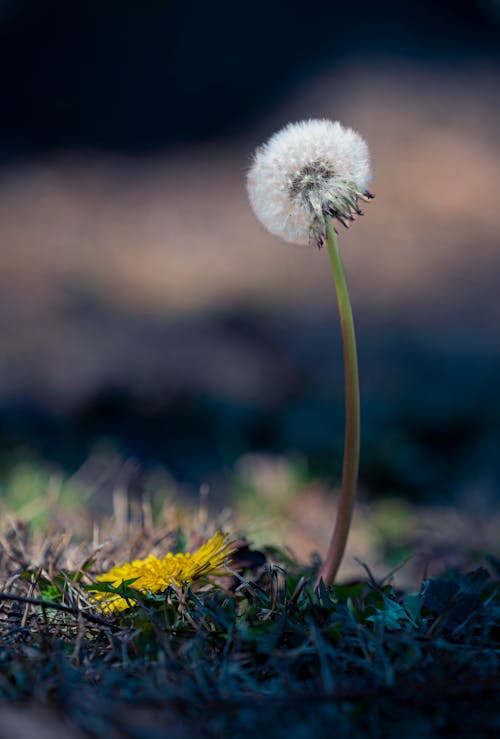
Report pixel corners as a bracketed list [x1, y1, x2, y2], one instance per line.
[315, 217, 360, 589]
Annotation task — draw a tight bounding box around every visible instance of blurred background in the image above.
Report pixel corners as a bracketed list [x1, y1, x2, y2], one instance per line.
[0, 0, 499, 577]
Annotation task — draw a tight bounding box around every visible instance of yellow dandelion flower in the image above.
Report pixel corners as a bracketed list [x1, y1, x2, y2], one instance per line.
[91, 531, 233, 613]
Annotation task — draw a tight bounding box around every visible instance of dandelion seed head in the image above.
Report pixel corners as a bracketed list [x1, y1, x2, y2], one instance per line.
[247, 119, 373, 246]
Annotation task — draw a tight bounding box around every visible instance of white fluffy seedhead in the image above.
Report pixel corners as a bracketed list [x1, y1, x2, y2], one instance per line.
[247, 119, 373, 246]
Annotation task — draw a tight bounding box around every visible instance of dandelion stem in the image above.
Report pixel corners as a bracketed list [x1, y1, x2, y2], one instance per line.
[315, 217, 360, 588]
